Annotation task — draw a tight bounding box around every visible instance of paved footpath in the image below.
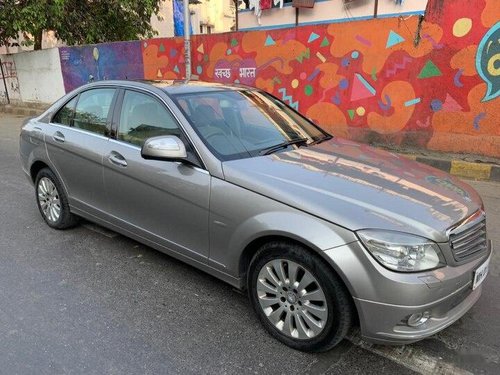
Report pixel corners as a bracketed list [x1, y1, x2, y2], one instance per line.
[1, 113, 498, 374]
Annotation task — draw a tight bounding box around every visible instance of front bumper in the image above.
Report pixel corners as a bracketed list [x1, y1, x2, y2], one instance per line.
[354, 275, 482, 344]
[323, 240, 492, 345]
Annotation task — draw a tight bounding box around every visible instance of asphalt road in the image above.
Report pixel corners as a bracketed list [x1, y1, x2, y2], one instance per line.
[1, 113, 499, 375]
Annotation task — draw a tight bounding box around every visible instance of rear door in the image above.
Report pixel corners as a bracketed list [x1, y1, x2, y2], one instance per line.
[45, 87, 117, 215]
[102, 89, 211, 261]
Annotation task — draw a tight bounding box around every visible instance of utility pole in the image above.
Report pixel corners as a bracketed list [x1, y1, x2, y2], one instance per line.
[183, 0, 191, 80]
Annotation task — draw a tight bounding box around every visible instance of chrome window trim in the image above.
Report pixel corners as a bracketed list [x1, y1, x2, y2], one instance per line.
[50, 85, 118, 126]
[50, 122, 110, 141]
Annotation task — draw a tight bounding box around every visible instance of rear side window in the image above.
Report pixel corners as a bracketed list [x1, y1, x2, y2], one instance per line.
[118, 90, 180, 147]
[73, 89, 115, 136]
[52, 96, 78, 126]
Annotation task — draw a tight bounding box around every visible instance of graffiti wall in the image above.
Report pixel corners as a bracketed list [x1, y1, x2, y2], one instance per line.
[0, 54, 21, 103]
[142, 37, 184, 80]
[59, 41, 144, 92]
[54, 0, 499, 158]
[181, 0, 499, 158]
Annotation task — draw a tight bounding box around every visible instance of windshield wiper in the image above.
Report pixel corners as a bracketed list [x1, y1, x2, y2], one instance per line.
[259, 138, 308, 155]
[309, 134, 332, 145]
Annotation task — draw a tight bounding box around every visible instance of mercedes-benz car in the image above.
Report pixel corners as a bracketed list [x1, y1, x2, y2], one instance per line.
[19, 80, 492, 352]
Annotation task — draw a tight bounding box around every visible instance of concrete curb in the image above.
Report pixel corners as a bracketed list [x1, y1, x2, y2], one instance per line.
[402, 154, 500, 182]
[1, 105, 498, 182]
[0, 105, 44, 117]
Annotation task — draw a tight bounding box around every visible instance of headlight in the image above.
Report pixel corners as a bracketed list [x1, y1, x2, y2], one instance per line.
[357, 230, 444, 272]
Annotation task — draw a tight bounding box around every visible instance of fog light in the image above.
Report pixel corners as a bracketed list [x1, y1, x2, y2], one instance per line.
[407, 311, 430, 327]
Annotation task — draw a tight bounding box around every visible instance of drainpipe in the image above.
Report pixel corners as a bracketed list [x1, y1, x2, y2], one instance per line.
[183, 0, 191, 80]
[0, 56, 10, 104]
[235, 0, 239, 31]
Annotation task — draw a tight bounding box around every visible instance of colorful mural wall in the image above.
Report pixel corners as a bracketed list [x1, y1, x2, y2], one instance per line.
[58, 0, 500, 158]
[59, 41, 144, 92]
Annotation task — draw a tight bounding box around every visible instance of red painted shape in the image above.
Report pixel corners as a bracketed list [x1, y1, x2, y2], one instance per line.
[350, 74, 375, 101]
[441, 93, 463, 112]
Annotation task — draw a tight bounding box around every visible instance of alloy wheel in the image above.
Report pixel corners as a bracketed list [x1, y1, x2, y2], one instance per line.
[37, 177, 61, 223]
[256, 259, 328, 340]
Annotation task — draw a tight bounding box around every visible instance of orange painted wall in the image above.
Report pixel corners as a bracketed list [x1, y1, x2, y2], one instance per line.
[142, 0, 499, 158]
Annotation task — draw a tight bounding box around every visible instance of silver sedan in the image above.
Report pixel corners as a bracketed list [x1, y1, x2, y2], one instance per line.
[19, 80, 492, 352]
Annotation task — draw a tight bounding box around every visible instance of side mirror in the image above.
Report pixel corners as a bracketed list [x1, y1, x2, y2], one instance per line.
[141, 136, 187, 161]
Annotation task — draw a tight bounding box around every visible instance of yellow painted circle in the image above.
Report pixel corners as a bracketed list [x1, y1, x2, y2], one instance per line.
[453, 18, 472, 37]
[291, 79, 299, 89]
[487, 53, 500, 76]
[356, 106, 366, 116]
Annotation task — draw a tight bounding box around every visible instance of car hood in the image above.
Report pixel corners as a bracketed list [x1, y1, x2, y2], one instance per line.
[222, 138, 482, 242]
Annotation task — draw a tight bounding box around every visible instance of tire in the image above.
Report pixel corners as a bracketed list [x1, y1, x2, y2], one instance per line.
[248, 241, 353, 352]
[35, 168, 78, 229]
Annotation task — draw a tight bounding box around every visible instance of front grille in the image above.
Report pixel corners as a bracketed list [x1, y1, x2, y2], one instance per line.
[449, 213, 487, 262]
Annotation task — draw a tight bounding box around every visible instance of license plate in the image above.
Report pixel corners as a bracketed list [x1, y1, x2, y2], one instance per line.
[472, 256, 490, 290]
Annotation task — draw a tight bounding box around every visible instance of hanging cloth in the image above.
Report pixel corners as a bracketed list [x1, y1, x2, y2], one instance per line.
[249, 0, 263, 24]
[249, 0, 261, 16]
[260, 0, 272, 10]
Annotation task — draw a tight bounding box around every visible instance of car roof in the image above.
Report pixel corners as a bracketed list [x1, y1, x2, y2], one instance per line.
[151, 80, 252, 95]
[86, 79, 253, 95]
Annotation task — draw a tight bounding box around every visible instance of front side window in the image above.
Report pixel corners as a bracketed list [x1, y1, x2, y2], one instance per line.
[73, 88, 115, 136]
[52, 96, 78, 126]
[118, 90, 181, 147]
[172, 90, 329, 161]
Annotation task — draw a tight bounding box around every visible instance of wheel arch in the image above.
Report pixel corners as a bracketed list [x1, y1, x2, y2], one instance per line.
[30, 160, 50, 182]
[29, 159, 70, 199]
[240, 234, 361, 326]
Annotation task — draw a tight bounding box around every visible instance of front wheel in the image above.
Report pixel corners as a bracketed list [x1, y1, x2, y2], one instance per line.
[248, 242, 353, 352]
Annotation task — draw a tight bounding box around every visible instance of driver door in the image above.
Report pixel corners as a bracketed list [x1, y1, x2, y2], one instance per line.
[102, 89, 211, 262]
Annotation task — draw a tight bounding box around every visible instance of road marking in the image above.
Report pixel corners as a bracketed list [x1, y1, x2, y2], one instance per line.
[347, 333, 473, 375]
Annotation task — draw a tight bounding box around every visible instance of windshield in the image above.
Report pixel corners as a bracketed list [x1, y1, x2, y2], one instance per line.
[171, 90, 330, 161]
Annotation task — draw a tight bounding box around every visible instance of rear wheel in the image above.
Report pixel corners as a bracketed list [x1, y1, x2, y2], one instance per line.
[35, 168, 78, 229]
[248, 241, 353, 352]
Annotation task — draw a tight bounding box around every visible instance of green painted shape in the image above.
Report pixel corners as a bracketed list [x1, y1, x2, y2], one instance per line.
[418, 60, 442, 79]
[371, 67, 377, 81]
[320, 37, 329, 47]
[231, 38, 238, 46]
[347, 109, 355, 120]
[304, 85, 313, 96]
[159, 43, 166, 52]
[296, 48, 310, 63]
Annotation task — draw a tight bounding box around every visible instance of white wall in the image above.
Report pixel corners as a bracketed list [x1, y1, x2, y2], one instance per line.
[238, 0, 428, 30]
[152, 0, 176, 38]
[239, 5, 297, 30]
[12, 48, 65, 104]
[0, 30, 65, 55]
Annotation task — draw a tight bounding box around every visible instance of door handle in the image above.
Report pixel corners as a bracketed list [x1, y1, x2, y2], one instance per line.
[108, 152, 128, 167]
[53, 131, 65, 143]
